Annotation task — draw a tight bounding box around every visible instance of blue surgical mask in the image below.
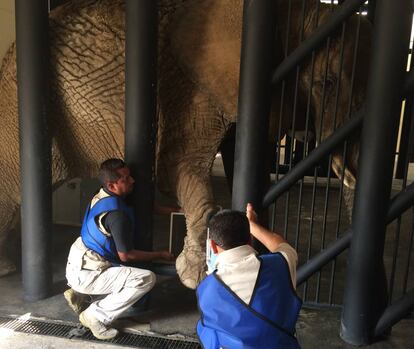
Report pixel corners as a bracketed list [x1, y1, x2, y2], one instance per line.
[206, 242, 218, 273]
[206, 229, 218, 273]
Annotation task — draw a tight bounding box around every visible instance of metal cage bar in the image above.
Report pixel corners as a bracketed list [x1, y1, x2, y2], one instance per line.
[125, 0, 158, 250]
[16, 0, 52, 302]
[271, 0, 366, 86]
[232, 0, 278, 214]
[340, 0, 412, 344]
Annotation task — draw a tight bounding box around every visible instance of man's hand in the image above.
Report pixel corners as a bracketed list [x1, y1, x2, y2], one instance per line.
[154, 203, 182, 215]
[246, 202, 288, 253]
[118, 249, 174, 263]
[159, 251, 175, 261]
[246, 203, 258, 223]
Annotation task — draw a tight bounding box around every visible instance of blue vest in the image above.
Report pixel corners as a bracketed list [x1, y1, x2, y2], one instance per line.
[80, 191, 134, 264]
[196, 253, 302, 349]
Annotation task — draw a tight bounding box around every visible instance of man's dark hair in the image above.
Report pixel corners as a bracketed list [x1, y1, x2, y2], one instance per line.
[208, 210, 250, 250]
[98, 158, 126, 188]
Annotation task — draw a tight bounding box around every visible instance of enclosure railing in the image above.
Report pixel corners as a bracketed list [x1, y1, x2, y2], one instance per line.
[233, 0, 414, 345]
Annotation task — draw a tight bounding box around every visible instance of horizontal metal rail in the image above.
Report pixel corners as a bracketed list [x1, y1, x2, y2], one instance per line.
[297, 182, 414, 285]
[374, 289, 414, 337]
[387, 182, 414, 220]
[264, 68, 414, 210]
[271, 0, 366, 86]
[297, 229, 352, 286]
[262, 107, 365, 208]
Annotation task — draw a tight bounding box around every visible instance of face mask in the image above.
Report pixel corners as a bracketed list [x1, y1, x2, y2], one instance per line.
[206, 229, 218, 273]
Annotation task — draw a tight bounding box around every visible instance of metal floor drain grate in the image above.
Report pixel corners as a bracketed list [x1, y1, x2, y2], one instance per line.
[0, 316, 201, 349]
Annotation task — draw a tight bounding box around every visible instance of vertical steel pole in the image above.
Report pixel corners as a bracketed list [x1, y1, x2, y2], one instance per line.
[125, 0, 157, 250]
[367, 0, 376, 24]
[232, 0, 278, 213]
[16, 0, 52, 301]
[340, 0, 412, 345]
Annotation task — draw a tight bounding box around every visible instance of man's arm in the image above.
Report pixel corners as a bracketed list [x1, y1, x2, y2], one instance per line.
[118, 249, 173, 263]
[154, 203, 182, 215]
[104, 210, 174, 263]
[246, 203, 287, 253]
[247, 203, 298, 287]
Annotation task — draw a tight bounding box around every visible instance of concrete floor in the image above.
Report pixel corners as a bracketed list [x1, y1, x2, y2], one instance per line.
[0, 160, 413, 348]
[0, 234, 413, 348]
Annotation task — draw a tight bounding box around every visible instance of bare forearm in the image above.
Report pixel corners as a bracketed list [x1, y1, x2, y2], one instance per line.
[118, 250, 163, 263]
[154, 203, 181, 215]
[249, 221, 287, 253]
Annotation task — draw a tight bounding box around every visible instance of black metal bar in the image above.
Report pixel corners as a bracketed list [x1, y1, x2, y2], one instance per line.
[340, 1, 412, 344]
[289, 0, 307, 248]
[301, 5, 321, 301]
[262, 109, 364, 208]
[388, 216, 402, 303]
[403, 71, 414, 97]
[400, 80, 414, 178]
[329, 142, 348, 305]
[395, 101, 413, 179]
[404, 69, 414, 97]
[232, 0, 278, 212]
[16, 0, 52, 301]
[374, 289, 414, 337]
[265, 9, 410, 210]
[271, 0, 366, 86]
[327, 21, 347, 305]
[344, 7, 362, 127]
[283, 186, 290, 239]
[304, 166, 318, 300]
[297, 181, 414, 288]
[314, 37, 332, 303]
[367, 0, 376, 24]
[399, 106, 414, 296]
[317, 37, 332, 144]
[403, 208, 414, 293]
[295, 180, 303, 250]
[125, 0, 157, 250]
[265, 2, 414, 210]
[321, 155, 332, 250]
[316, 156, 332, 302]
[298, 230, 352, 286]
[387, 183, 414, 220]
[290, 0, 308, 247]
[270, 0, 292, 232]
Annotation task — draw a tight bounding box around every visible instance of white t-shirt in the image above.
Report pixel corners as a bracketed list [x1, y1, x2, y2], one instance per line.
[215, 243, 298, 305]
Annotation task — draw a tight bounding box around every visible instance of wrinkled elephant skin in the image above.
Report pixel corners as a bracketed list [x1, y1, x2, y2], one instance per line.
[0, 0, 370, 288]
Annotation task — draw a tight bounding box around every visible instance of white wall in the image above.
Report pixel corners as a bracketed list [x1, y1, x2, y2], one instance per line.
[0, 0, 15, 61]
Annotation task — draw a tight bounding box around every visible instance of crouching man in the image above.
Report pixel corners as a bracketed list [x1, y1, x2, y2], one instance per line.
[65, 158, 173, 340]
[196, 204, 302, 348]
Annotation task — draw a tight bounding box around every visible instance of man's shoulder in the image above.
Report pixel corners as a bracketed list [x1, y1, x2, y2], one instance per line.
[270, 243, 298, 262]
[90, 188, 112, 207]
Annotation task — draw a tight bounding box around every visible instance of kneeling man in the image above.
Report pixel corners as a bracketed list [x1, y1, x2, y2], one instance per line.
[65, 158, 173, 340]
[196, 204, 302, 348]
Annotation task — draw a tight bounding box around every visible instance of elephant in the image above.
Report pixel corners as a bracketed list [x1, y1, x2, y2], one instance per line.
[0, 0, 371, 289]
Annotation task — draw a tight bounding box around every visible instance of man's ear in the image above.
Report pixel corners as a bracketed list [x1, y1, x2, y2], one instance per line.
[107, 182, 115, 192]
[210, 239, 219, 254]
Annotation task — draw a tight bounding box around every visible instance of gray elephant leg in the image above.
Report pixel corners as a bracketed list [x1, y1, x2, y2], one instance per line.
[0, 205, 19, 276]
[174, 166, 216, 289]
[0, 44, 19, 276]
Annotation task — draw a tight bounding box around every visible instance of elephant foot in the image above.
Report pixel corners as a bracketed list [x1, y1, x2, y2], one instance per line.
[0, 258, 17, 277]
[176, 238, 206, 289]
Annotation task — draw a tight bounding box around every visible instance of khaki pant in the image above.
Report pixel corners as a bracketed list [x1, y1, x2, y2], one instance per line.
[66, 238, 155, 324]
